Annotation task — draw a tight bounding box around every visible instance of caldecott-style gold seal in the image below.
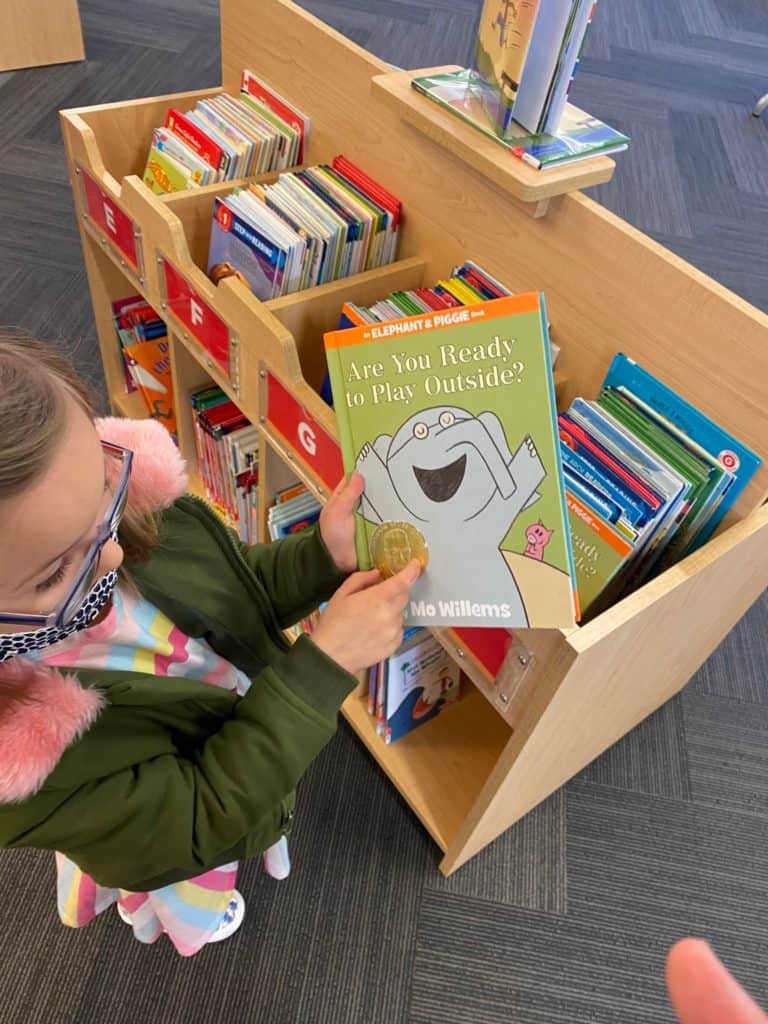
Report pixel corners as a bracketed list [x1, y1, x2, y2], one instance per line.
[369, 521, 429, 579]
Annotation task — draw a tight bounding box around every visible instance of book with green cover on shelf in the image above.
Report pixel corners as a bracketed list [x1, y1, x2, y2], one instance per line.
[324, 292, 578, 629]
[411, 68, 629, 169]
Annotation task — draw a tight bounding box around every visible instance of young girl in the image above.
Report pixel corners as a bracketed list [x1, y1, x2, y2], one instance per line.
[0, 333, 420, 956]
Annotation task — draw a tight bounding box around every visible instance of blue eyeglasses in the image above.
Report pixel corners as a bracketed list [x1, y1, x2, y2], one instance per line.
[0, 441, 133, 629]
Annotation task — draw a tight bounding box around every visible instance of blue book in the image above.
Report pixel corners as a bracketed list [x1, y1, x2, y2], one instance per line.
[208, 197, 288, 301]
[602, 354, 761, 547]
[384, 629, 461, 744]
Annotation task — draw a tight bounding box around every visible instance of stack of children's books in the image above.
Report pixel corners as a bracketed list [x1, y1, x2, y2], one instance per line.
[561, 355, 761, 618]
[266, 483, 322, 540]
[474, 0, 600, 136]
[367, 628, 462, 744]
[207, 156, 402, 300]
[142, 70, 310, 195]
[320, 258, 558, 404]
[112, 296, 177, 437]
[267, 484, 324, 641]
[190, 386, 259, 542]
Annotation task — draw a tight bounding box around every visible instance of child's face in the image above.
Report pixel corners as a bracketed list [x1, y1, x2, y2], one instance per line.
[0, 399, 124, 632]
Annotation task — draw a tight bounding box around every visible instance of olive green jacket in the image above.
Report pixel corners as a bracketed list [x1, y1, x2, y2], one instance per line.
[0, 496, 354, 891]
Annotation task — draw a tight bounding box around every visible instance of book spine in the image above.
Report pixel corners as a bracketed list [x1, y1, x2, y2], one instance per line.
[324, 338, 371, 570]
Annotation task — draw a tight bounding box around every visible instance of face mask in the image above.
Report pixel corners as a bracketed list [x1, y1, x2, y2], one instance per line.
[0, 570, 118, 663]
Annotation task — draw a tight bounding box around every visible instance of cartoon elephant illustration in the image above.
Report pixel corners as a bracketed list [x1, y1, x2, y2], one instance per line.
[355, 405, 545, 626]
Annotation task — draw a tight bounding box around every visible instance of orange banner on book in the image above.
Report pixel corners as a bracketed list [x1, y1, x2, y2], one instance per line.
[324, 292, 540, 350]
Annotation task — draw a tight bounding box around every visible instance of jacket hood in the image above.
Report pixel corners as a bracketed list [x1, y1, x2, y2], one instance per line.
[0, 418, 187, 804]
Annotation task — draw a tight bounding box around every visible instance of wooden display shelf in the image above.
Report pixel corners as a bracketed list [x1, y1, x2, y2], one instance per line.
[372, 66, 616, 217]
[60, 0, 768, 875]
[343, 686, 512, 852]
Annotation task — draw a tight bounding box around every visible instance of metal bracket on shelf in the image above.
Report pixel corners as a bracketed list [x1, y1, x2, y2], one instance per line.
[229, 331, 241, 398]
[493, 632, 535, 711]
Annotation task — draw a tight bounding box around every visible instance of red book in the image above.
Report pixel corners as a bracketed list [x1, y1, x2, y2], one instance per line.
[165, 108, 224, 171]
[240, 70, 310, 163]
[332, 156, 402, 229]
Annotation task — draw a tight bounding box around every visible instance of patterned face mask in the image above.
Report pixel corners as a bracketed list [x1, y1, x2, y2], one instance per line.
[0, 570, 118, 663]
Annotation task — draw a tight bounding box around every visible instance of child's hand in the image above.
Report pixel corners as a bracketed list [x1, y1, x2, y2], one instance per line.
[319, 473, 365, 574]
[311, 559, 422, 675]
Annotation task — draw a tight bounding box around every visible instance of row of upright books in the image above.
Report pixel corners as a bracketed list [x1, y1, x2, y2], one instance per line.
[143, 70, 309, 194]
[190, 386, 259, 542]
[112, 296, 177, 437]
[207, 157, 402, 301]
[475, 0, 600, 136]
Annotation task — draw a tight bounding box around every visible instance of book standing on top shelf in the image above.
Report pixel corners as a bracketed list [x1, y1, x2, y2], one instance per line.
[325, 291, 578, 630]
[474, 0, 600, 136]
[142, 69, 310, 195]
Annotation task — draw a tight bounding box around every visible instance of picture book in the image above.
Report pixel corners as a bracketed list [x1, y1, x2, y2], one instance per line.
[411, 69, 629, 168]
[475, 0, 541, 132]
[324, 292, 577, 629]
[565, 487, 633, 616]
[241, 69, 311, 164]
[383, 629, 462, 744]
[112, 296, 177, 437]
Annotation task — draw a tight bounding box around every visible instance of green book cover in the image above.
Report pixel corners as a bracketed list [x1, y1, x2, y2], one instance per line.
[143, 146, 196, 195]
[565, 489, 634, 617]
[324, 292, 577, 629]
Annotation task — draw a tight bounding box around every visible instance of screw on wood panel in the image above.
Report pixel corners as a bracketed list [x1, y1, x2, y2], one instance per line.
[161, 302, 167, 311]
[499, 693, 510, 704]
[317, 486, 325, 496]
[119, 258, 125, 267]
[456, 648, 465, 658]
[259, 370, 266, 378]
[260, 416, 266, 424]
[75, 167, 81, 175]
[518, 655, 528, 666]
[139, 277, 145, 287]
[156, 256, 163, 265]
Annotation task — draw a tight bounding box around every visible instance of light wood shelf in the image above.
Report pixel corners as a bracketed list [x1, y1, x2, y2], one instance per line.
[60, 0, 768, 875]
[1, 0, 84, 72]
[372, 65, 616, 216]
[343, 684, 512, 852]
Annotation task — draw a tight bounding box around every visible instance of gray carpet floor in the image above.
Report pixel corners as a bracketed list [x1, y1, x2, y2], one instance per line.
[0, 1, 766, 1021]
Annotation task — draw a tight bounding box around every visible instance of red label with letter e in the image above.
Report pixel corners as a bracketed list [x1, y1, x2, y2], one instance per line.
[79, 168, 139, 270]
[161, 258, 230, 371]
[266, 372, 343, 490]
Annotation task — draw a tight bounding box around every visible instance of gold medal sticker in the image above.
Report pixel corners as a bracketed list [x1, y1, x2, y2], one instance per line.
[369, 521, 429, 579]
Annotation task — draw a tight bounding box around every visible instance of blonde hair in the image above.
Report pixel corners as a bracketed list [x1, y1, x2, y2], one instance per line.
[0, 330, 158, 563]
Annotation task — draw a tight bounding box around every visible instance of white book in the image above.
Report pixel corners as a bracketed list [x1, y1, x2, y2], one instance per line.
[512, 0, 578, 134]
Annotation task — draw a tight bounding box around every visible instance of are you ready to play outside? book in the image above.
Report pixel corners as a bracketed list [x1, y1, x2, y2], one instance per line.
[324, 293, 578, 629]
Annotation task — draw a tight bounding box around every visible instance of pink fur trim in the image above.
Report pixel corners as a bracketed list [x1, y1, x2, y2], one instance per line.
[0, 660, 104, 804]
[95, 417, 188, 513]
